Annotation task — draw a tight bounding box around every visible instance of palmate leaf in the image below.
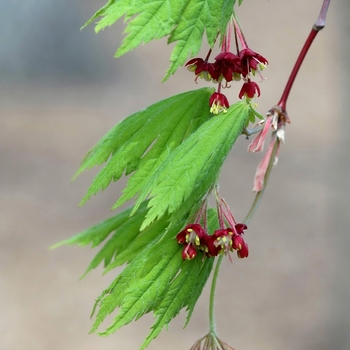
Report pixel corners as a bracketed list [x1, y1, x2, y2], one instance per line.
[84, 0, 238, 79]
[77, 88, 213, 206]
[164, 0, 234, 79]
[52, 201, 171, 277]
[136, 100, 250, 229]
[89, 209, 219, 350]
[52, 201, 148, 249]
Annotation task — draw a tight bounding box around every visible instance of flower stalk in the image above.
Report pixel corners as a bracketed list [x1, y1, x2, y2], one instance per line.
[191, 1, 332, 349]
[278, 0, 331, 112]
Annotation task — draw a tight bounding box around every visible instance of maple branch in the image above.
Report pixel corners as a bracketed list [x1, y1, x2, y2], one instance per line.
[277, 0, 331, 112]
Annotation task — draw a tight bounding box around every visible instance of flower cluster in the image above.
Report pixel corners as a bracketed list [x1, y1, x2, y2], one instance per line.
[186, 48, 267, 114]
[176, 223, 248, 261]
[186, 49, 267, 85]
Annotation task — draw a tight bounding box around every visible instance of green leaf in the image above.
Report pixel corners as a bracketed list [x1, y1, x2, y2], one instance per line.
[78, 88, 213, 206]
[246, 105, 264, 126]
[140, 252, 213, 349]
[90, 210, 218, 349]
[89, 223, 183, 334]
[136, 101, 250, 229]
[84, 0, 236, 79]
[52, 201, 173, 277]
[220, 0, 236, 34]
[102, 211, 170, 273]
[51, 202, 147, 249]
[164, 0, 235, 79]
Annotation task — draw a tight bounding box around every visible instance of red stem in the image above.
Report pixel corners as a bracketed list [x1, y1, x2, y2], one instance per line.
[232, 17, 248, 50]
[277, 0, 331, 111]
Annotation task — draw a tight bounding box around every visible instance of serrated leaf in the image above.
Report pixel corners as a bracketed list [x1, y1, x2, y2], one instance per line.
[82, 0, 130, 30]
[220, 0, 236, 34]
[136, 101, 250, 229]
[141, 213, 216, 350]
[113, 88, 213, 209]
[140, 253, 213, 349]
[78, 88, 213, 206]
[164, 0, 227, 79]
[90, 223, 185, 334]
[85, 0, 236, 78]
[72, 109, 145, 180]
[52, 201, 173, 277]
[115, 0, 179, 58]
[102, 212, 170, 273]
[90, 209, 218, 349]
[51, 202, 147, 249]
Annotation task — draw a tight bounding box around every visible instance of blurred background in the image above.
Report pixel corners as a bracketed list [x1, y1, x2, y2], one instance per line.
[1, 0, 349, 349]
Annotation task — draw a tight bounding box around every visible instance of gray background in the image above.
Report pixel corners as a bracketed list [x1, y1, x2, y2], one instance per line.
[1, 0, 349, 349]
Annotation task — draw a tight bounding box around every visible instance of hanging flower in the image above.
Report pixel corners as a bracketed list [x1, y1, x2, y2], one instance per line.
[212, 52, 242, 82]
[239, 79, 261, 99]
[205, 224, 248, 258]
[176, 224, 208, 260]
[182, 243, 197, 260]
[237, 241, 249, 258]
[239, 48, 268, 77]
[209, 92, 230, 114]
[185, 58, 216, 82]
[205, 228, 233, 256]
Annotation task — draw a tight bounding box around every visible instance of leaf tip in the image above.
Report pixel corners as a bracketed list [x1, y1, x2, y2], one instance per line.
[49, 242, 62, 250]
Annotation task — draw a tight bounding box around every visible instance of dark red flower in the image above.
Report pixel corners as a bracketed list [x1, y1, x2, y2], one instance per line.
[239, 48, 268, 77]
[204, 236, 219, 257]
[209, 92, 230, 114]
[237, 241, 249, 258]
[239, 79, 261, 99]
[213, 52, 242, 82]
[232, 234, 245, 251]
[235, 223, 248, 235]
[182, 243, 197, 260]
[176, 221, 249, 260]
[205, 228, 234, 256]
[185, 58, 215, 82]
[176, 224, 208, 260]
[185, 57, 205, 73]
[176, 224, 206, 245]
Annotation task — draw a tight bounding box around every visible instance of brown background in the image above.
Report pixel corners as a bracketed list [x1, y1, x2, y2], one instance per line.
[1, 1, 349, 349]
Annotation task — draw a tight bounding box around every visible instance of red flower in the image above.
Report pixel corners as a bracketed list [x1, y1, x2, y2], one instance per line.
[209, 92, 230, 114]
[239, 48, 268, 77]
[235, 223, 247, 235]
[176, 224, 208, 260]
[205, 228, 231, 257]
[176, 224, 206, 245]
[234, 223, 248, 256]
[176, 222, 249, 260]
[182, 243, 197, 260]
[239, 79, 261, 99]
[237, 241, 249, 259]
[185, 58, 215, 82]
[205, 224, 248, 258]
[213, 52, 242, 82]
[231, 233, 244, 251]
